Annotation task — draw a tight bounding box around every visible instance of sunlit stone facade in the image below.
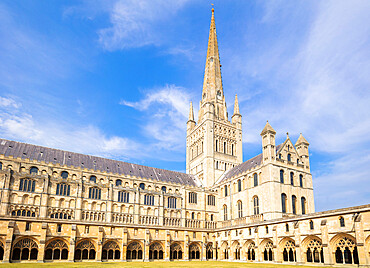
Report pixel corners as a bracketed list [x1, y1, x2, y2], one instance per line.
[0, 8, 369, 266]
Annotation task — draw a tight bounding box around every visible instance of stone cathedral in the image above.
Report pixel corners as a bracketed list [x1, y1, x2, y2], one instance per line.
[0, 8, 369, 266]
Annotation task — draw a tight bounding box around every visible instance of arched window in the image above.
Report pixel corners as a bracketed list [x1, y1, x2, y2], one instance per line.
[118, 191, 129, 203]
[280, 170, 284, 183]
[224, 142, 227, 154]
[215, 140, 218, 152]
[224, 185, 228, 197]
[149, 242, 164, 260]
[301, 197, 306, 215]
[223, 205, 228, 221]
[56, 183, 70, 196]
[161, 186, 167, 193]
[281, 193, 287, 213]
[253, 173, 258, 187]
[286, 223, 289, 232]
[292, 195, 297, 215]
[231, 144, 234, 156]
[61, 171, 68, 179]
[144, 194, 154, 206]
[237, 180, 242, 192]
[237, 201, 243, 218]
[74, 240, 96, 261]
[215, 161, 218, 169]
[191, 212, 195, 220]
[19, 178, 36, 192]
[188, 192, 197, 204]
[309, 220, 314, 230]
[89, 176, 96, 183]
[11, 238, 38, 261]
[30, 167, 38, 175]
[306, 239, 324, 263]
[287, 154, 291, 162]
[0, 162, 2, 170]
[139, 183, 145, 190]
[170, 243, 183, 260]
[290, 172, 294, 186]
[279, 154, 282, 159]
[126, 241, 143, 260]
[207, 195, 215, 206]
[253, 196, 259, 215]
[168, 197, 176, 208]
[89, 187, 101, 200]
[334, 237, 358, 264]
[102, 241, 120, 261]
[339, 216, 345, 227]
[299, 175, 303, 187]
[115, 179, 122, 187]
[44, 239, 68, 260]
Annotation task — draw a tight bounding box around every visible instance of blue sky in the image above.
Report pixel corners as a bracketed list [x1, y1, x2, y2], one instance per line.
[0, 0, 369, 212]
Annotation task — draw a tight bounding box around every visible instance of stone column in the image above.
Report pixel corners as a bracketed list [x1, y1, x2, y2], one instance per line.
[95, 227, 104, 261]
[39, 177, 49, 218]
[121, 228, 128, 261]
[213, 241, 217, 260]
[354, 215, 366, 266]
[294, 223, 302, 264]
[2, 221, 15, 262]
[165, 231, 170, 261]
[201, 233, 206, 261]
[320, 219, 331, 265]
[37, 222, 48, 262]
[0, 171, 11, 216]
[68, 224, 77, 261]
[144, 229, 150, 261]
[184, 231, 189, 260]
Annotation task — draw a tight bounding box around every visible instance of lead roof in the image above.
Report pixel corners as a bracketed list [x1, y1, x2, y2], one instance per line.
[0, 138, 198, 187]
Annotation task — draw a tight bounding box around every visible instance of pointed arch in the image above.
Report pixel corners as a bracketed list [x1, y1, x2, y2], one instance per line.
[44, 238, 69, 261]
[149, 241, 164, 260]
[170, 242, 183, 260]
[126, 241, 143, 260]
[75, 239, 96, 261]
[102, 240, 120, 261]
[11, 237, 39, 261]
[189, 242, 200, 260]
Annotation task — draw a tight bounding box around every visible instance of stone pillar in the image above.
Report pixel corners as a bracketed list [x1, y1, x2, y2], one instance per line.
[96, 227, 104, 261]
[201, 233, 206, 261]
[213, 244, 217, 260]
[3, 221, 15, 262]
[68, 224, 77, 262]
[272, 226, 280, 262]
[184, 231, 189, 260]
[134, 192, 140, 224]
[37, 222, 48, 262]
[121, 228, 128, 261]
[144, 229, 150, 261]
[39, 177, 49, 218]
[354, 215, 367, 266]
[0, 171, 11, 216]
[294, 222, 302, 264]
[320, 219, 331, 265]
[165, 230, 170, 261]
[75, 183, 83, 221]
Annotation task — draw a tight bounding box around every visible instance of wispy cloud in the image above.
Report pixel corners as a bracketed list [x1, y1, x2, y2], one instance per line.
[97, 0, 191, 50]
[121, 84, 191, 152]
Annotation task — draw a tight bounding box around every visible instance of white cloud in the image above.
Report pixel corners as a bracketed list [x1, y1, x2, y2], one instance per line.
[0, 96, 20, 108]
[121, 84, 191, 151]
[98, 0, 191, 50]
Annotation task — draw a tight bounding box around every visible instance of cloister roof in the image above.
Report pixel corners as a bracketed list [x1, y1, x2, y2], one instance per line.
[0, 138, 198, 187]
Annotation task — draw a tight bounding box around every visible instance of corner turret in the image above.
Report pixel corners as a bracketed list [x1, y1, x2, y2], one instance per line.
[260, 121, 276, 163]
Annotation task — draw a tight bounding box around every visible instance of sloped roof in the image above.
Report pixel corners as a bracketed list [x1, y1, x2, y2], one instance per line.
[295, 133, 309, 146]
[219, 143, 283, 183]
[0, 138, 198, 187]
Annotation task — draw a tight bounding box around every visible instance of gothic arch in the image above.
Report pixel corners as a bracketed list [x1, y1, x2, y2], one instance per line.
[231, 241, 241, 260]
[189, 242, 200, 260]
[44, 238, 69, 261]
[206, 242, 213, 260]
[170, 242, 183, 260]
[243, 240, 256, 261]
[220, 241, 229, 260]
[11, 236, 39, 261]
[102, 240, 120, 261]
[149, 241, 164, 260]
[301, 236, 324, 263]
[74, 239, 96, 261]
[278, 238, 296, 262]
[0, 239, 4, 261]
[330, 233, 359, 264]
[126, 241, 143, 260]
[260, 239, 274, 261]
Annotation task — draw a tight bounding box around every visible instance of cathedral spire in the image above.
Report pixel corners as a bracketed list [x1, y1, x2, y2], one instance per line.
[202, 8, 223, 102]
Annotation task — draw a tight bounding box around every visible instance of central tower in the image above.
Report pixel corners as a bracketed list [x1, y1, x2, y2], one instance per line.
[186, 9, 243, 187]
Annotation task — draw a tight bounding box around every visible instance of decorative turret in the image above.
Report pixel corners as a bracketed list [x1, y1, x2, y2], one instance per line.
[231, 94, 242, 126]
[187, 102, 196, 133]
[260, 121, 276, 163]
[295, 133, 310, 169]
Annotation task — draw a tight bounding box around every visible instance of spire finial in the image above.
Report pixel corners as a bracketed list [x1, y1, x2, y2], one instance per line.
[286, 132, 289, 138]
[188, 101, 194, 121]
[233, 94, 240, 115]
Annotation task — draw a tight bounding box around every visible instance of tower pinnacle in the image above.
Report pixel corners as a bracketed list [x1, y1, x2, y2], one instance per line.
[188, 102, 194, 122]
[233, 94, 240, 115]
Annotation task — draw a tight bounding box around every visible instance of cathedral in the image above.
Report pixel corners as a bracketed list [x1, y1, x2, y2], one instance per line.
[0, 8, 369, 266]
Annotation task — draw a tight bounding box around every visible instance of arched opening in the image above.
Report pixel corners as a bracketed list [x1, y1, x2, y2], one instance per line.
[102, 240, 120, 261]
[247, 242, 256, 261]
[333, 236, 359, 264]
[11, 237, 38, 261]
[305, 238, 324, 263]
[206, 243, 213, 260]
[282, 240, 296, 262]
[126, 241, 143, 260]
[189, 243, 200, 260]
[170, 243, 182, 260]
[149, 242, 163, 260]
[74, 239, 95, 261]
[263, 241, 274, 261]
[0, 241, 4, 260]
[44, 239, 68, 261]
